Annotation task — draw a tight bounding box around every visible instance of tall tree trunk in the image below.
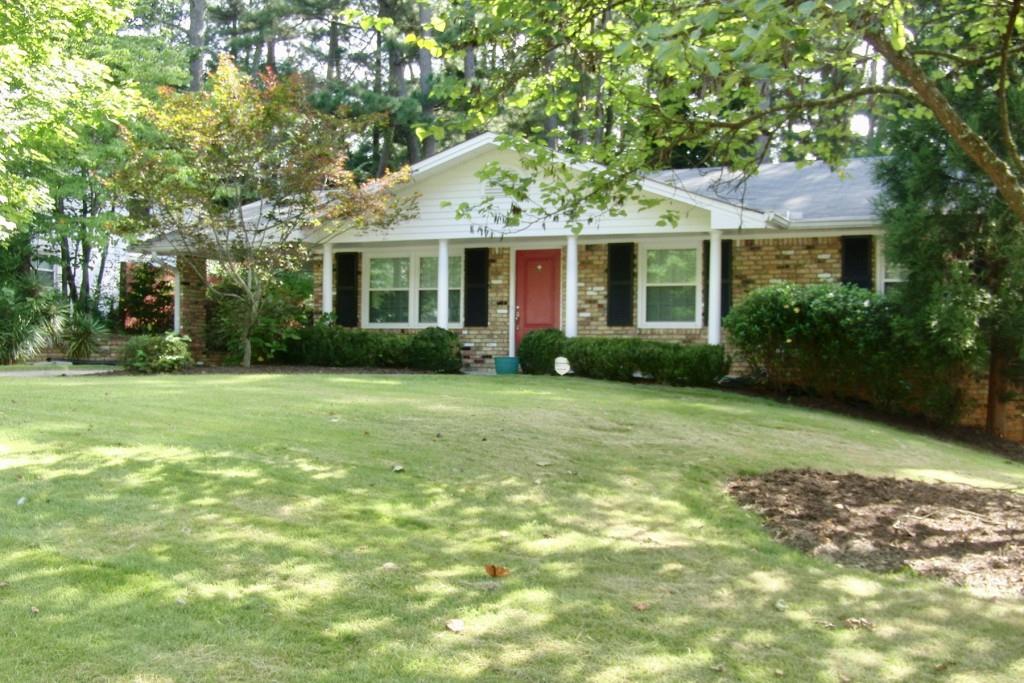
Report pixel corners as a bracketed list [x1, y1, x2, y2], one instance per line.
[418, 4, 436, 158]
[59, 235, 76, 301]
[986, 335, 1012, 438]
[377, 37, 403, 175]
[79, 232, 91, 310]
[94, 242, 108, 306]
[188, 0, 206, 91]
[372, 30, 384, 175]
[266, 38, 277, 71]
[327, 18, 339, 80]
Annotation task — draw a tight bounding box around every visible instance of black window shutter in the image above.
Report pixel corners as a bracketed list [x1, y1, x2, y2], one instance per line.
[607, 242, 634, 326]
[841, 236, 873, 289]
[335, 252, 359, 327]
[702, 240, 710, 325]
[464, 247, 489, 327]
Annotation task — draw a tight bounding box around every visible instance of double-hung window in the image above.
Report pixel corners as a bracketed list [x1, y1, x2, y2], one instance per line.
[368, 257, 411, 324]
[365, 252, 463, 327]
[639, 245, 700, 327]
[418, 256, 462, 325]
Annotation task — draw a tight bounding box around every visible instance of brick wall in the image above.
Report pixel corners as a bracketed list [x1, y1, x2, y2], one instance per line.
[178, 255, 207, 360]
[958, 377, 1024, 443]
[732, 236, 843, 304]
[312, 257, 323, 311]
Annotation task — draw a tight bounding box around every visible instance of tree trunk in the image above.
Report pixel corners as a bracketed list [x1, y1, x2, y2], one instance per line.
[188, 0, 206, 92]
[266, 38, 277, 71]
[986, 336, 1012, 438]
[59, 235, 76, 301]
[94, 243, 108, 306]
[418, 4, 436, 158]
[241, 336, 252, 368]
[79, 238, 91, 309]
[327, 19, 339, 80]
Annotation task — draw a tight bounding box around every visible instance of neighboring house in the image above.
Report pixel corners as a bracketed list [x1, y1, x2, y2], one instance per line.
[30, 236, 138, 306]
[158, 133, 898, 367]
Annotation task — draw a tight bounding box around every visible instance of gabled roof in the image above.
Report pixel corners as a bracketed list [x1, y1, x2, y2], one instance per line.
[650, 158, 882, 227]
[413, 133, 782, 229]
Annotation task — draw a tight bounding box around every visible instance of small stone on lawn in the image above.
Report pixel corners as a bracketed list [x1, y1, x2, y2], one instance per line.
[445, 618, 465, 633]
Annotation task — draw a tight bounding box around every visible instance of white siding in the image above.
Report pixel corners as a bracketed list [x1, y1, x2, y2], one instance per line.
[326, 148, 714, 245]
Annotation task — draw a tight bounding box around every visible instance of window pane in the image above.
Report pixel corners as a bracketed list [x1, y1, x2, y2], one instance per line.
[646, 285, 696, 322]
[369, 257, 409, 289]
[448, 290, 460, 324]
[418, 289, 461, 324]
[646, 249, 696, 284]
[419, 290, 437, 324]
[419, 256, 462, 289]
[369, 290, 409, 323]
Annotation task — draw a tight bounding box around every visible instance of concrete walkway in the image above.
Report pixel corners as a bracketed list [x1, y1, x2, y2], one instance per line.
[0, 365, 118, 379]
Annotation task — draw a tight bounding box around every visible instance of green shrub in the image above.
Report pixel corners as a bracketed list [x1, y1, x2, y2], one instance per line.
[723, 282, 963, 422]
[518, 328, 567, 374]
[409, 326, 463, 373]
[207, 270, 312, 364]
[122, 333, 193, 373]
[63, 310, 108, 360]
[564, 337, 729, 387]
[0, 287, 67, 364]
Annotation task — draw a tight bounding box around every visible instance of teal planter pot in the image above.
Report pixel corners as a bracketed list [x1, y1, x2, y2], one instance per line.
[494, 356, 519, 374]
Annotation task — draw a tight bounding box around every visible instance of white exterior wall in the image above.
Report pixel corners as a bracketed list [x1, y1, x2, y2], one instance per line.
[325, 148, 717, 245]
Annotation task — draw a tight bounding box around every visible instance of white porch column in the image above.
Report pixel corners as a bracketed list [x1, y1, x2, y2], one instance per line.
[172, 267, 182, 333]
[437, 239, 450, 328]
[708, 230, 723, 345]
[321, 243, 333, 315]
[565, 234, 579, 337]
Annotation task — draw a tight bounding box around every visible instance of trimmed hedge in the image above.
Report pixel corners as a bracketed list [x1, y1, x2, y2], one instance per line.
[282, 320, 461, 373]
[122, 333, 193, 373]
[565, 337, 730, 386]
[518, 328, 567, 374]
[723, 283, 963, 422]
[517, 329, 729, 386]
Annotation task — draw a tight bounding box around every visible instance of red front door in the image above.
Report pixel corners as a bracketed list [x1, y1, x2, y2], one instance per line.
[515, 249, 562, 349]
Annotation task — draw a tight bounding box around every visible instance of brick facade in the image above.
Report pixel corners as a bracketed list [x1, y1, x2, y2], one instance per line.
[178, 255, 207, 360]
[732, 236, 843, 302]
[458, 247, 511, 370]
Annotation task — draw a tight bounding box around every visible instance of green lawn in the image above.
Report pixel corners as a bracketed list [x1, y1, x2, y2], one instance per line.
[1, 374, 1023, 682]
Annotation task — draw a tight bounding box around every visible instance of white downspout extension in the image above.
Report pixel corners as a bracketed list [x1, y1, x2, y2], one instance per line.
[321, 243, 333, 316]
[437, 239, 449, 328]
[173, 267, 182, 333]
[565, 234, 579, 337]
[708, 230, 723, 345]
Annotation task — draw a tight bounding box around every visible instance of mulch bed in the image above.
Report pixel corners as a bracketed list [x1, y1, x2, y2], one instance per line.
[728, 469, 1024, 599]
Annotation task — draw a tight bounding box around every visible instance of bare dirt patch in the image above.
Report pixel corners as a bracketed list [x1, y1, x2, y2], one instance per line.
[728, 469, 1024, 599]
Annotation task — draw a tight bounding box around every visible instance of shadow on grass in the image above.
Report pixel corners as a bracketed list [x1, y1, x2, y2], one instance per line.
[0, 375, 1022, 681]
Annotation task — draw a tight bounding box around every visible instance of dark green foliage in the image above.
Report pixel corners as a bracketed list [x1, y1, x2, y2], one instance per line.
[280, 319, 406, 369]
[63, 310, 108, 360]
[408, 327, 463, 373]
[518, 328, 567, 374]
[122, 333, 193, 373]
[0, 287, 67, 364]
[207, 270, 312, 364]
[120, 264, 173, 333]
[563, 337, 729, 387]
[283, 322, 462, 373]
[724, 283, 963, 423]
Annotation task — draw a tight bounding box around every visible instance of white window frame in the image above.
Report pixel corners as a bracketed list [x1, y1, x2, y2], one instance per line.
[31, 258, 57, 289]
[360, 247, 465, 329]
[417, 253, 464, 326]
[638, 239, 704, 329]
[874, 237, 907, 294]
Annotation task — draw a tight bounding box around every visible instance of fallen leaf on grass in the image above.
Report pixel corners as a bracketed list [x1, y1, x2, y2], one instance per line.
[445, 618, 465, 633]
[773, 599, 788, 612]
[844, 617, 875, 631]
[814, 619, 836, 630]
[380, 562, 399, 571]
[632, 602, 650, 612]
[774, 670, 784, 677]
[29, 606, 39, 615]
[0, 581, 9, 589]
[709, 663, 724, 673]
[392, 464, 405, 473]
[484, 564, 510, 578]
[535, 461, 552, 467]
